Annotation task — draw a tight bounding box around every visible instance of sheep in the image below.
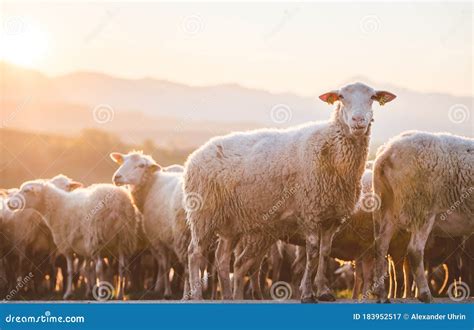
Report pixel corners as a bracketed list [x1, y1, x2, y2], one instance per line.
[373, 131, 474, 303]
[163, 165, 184, 173]
[7, 180, 137, 300]
[110, 151, 190, 299]
[49, 174, 83, 192]
[0, 175, 83, 298]
[184, 82, 396, 301]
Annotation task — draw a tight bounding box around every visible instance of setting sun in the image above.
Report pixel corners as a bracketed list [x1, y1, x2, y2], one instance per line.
[0, 24, 49, 67]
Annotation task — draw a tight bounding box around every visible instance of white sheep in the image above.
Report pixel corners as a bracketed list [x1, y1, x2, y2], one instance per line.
[7, 180, 137, 300]
[0, 175, 82, 296]
[163, 165, 184, 173]
[373, 130, 474, 303]
[110, 151, 190, 299]
[184, 82, 396, 301]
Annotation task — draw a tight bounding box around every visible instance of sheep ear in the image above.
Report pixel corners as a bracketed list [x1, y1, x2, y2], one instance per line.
[110, 152, 124, 164]
[67, 182, 83, 190]
[319, 91, 340, 105]
[149, 163, 161, 172]
[372, 91, 396, 106]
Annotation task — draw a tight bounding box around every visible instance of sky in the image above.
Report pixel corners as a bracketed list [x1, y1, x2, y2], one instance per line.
[1, 1, 472, 97]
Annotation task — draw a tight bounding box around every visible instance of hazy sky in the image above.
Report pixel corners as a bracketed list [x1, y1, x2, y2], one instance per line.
[1, 1, 472, 97]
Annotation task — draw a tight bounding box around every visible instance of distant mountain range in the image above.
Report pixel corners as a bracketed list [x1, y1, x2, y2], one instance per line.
[1, 62, 472, 149]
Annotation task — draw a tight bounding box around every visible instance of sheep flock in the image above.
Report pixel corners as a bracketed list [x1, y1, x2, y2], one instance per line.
[0, 82, 472, 303]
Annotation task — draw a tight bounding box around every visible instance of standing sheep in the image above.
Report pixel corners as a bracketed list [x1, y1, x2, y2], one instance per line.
[373, 131, 474, 303]
[184, 82, 396, 302]
[110, 151, 190, 299]
[7, 180, 137, 300]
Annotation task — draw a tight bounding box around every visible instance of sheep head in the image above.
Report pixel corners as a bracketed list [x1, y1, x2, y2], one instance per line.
[110, 151, 161, 187]
[49, 174, 83, 192]
[7, 181, 44, 211]
[319, 82, 396, 136]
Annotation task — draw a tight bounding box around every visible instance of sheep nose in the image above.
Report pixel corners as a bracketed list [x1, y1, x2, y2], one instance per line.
[351, 115, 365, 122]
[114, 174, 122, 181]
[351, 115, 366, 126]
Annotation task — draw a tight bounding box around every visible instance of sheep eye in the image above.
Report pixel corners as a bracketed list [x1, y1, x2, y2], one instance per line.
[138, 164, 145, 168]
[338, 95, 344, 99]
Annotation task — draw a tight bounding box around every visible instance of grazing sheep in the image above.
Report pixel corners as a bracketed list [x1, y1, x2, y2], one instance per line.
[184, 82, 396, 301]
[110, 151, 190, 299]
[7, 180, 137, 300]
[373, 131, 474, 303]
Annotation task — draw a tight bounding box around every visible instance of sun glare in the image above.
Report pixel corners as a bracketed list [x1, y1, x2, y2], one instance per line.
[0, 25, 49, 67]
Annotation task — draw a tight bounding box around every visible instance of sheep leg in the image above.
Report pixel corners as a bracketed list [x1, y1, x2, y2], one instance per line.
[187, 238, 211, 300]
[315, 223, 339, 301]
[162, 253, 172, 299]
[232, 246, 250, 300]
[95, 256, 105, 284]
[374, 216, 396, 303]
[233, 243, 267, 300]
[361, 257, 374, 299]
[215, 237, 238, 300]
[407, 215, 435, 303]
[181, 266, 191, 300]
[249, 256, 265, 300]
[84, 258, 94, 299]
[271, 244, 283, 283]
[117, 252, 127, 300]
[352, 261, 363, 299]
[300, 233, 319, 303]
[63, 254, 74, 300]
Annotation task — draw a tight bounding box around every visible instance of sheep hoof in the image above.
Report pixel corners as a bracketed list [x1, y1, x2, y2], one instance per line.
[418, 292, 433, 304]
[301, 295, 317, 303]
[164, 294, 172, 300]
[376, 298, 391, 304]
[318, 293, 336, 302]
